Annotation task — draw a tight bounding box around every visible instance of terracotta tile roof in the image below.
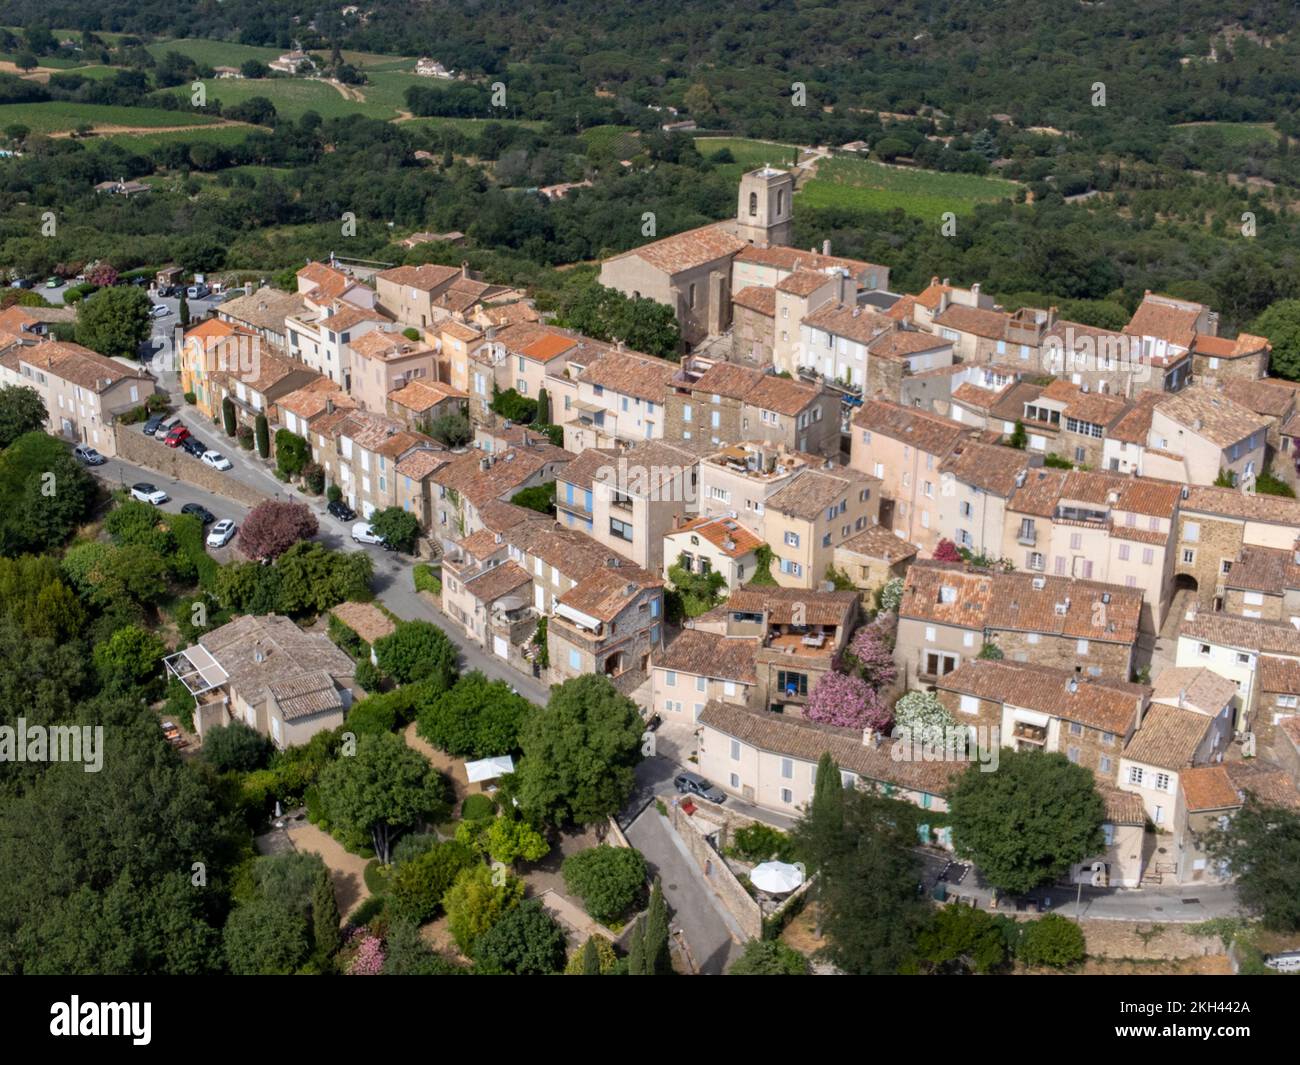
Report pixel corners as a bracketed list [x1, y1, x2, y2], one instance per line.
[218, 289, 307, 333]
[936, 659, 1146, 733]
[271, 670, 348, 719]
[200, 614, 354, 707]
[441, 319, 485, 343]
[395, 447, 448, 480]
[1282, 716, 1300, 751]
[656, 629, 758, 684]
[349, 331, 430, 362]
[868, 330, 951, 360]
[1258, 656, 1300, 695]
[1040, 378, 1130, 427]
[801, 302, 896, 346]
[1222, 377, 1300, 418]
[884, 293, 917, 321]
[743, 373, 826, 416]
[933, 304, 1011, 341]
[278, 382, 355, 421]
[1180, 765, 1244, 812]
[464, 560, 533, 604]
[387, 378, 466, 413]
[457, 527, 509, 561]
[776, 270, 835, 297]
[1179, 612, 1300, 657]
[319, 303, 388, 334]
[950, 382, 1006, 411]
[520, 333, 578, 363]
[911, 280, 954, 311]
[837, 525, 918, 564]
[616, 223, 745, 274]
[767, 467, 877, 521]
[1008, 467, 1181, 519]
[330, 601, 396, 644]
[732, 285, 776, 316]
[1123, 703, 1214, 769]
[1181, 485, 1300, 525]
[853, 397, 970, 457]
[689, 360, 766, 400]
[1101, 787, 1148, 825]
[431, 444, 566, 507]
[17, 340, 152, 393]
[373, 429, 437, 461]
[669, 515, 763, 558]
[724, 586, 858, 627]
[1150, 666, 1238, 713]
[940, 439, 1032, 497]
[733, 244, 889, 280]
[1154, 386, 1270, 447]
[578, 348, 678, 403]
[377, 263, 460, 291]
[698, 699, 961, 795]
[900, 561, 1141, 643]
[989, 381, 1046, 424]
[1222, 759, 1300, 810]
[1123, 293, 1204, 350]
[479, 302, 540, 328]
[1108, 391, 1162, 445]
[1192, 332, 1270, 359]
[1223, 546, 1300, 595]
[558, 563, 661, 622]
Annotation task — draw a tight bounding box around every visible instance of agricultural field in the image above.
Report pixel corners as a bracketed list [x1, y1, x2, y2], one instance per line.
[0, 101, 220, 135]
[1172, 121, 1280, 145]
[144, 38, 283, 68]
[798, 155, 1019, 219]
[695, 135, 798, 182]
[583, 124, 640, 160]
[398, 115, 546, 135]
[96, 125, 259, 153]
[153, 76, 374, 121]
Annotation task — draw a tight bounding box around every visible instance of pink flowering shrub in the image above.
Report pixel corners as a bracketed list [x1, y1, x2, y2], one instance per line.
[804, 671, 892, 731]
[933, 538, 962, 562]
[346, 933, 385, 975]
[847, 619, 898, 689]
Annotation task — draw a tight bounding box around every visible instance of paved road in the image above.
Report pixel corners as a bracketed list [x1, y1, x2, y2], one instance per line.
[624, 804, 744, 974]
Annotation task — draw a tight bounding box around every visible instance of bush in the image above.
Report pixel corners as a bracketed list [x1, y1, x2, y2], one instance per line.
[355, 659, 384, 694]
[460, 794, 496, 821]
[1017, 913, 1086, 968]
[302, 461, 325, 495]
[413, 563, 441, 596]
[202, 720, 274, 773]
[375, 620, 457, 688]
[327, 484, 342, 504]
[237, 424, 255, 450]
[729, 823, 798, 864]
[274, 429, 311, 477]
[561, 845, 647, 924]
[390, 839, 477, 923]
[183, 391, 197, 405]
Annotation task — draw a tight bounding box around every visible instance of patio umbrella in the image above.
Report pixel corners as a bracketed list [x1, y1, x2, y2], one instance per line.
[750, 861, 804, 894]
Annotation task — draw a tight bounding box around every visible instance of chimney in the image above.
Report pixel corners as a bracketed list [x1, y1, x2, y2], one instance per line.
[938, 289, 950, 315]
[862, 727, 873, 747]
[326, 398, 335, 414]
[461, 261, 470, 278]
[821, 239, 832, 256]
[480, 456, 490, 471]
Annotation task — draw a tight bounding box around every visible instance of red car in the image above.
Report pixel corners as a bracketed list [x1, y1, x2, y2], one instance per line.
[164, 425, 190, 448]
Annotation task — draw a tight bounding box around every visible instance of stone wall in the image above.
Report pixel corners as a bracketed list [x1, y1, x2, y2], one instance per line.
[1173, 513, 1243, 612]
[991, 629, 1133, 680]
[113, 422, 271, 508]
[667, 797, 762, 941]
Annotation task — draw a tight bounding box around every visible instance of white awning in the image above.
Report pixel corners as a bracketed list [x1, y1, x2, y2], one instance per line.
[465, 755, 515, 784]
[555, 601, 601, 631]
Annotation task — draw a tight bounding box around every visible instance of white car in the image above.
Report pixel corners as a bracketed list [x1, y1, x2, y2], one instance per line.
[150, 304, 171, 318]
[351, 521, 386, 546]
[206, 519, 237, 548]
[130, 482, 168, 505]
[201, 450, 232, 471]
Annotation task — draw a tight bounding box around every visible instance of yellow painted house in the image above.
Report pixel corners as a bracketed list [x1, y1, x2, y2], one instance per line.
[181, 319, 260, 419]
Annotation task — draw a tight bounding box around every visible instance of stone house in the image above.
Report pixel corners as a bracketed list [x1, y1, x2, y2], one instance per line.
[651, 629, 758, 725]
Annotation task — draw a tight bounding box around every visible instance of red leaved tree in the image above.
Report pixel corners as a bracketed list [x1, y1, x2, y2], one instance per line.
[933, 538, 962, 562]
[847, 617, 898, 690]
[238, 500, 318, 561]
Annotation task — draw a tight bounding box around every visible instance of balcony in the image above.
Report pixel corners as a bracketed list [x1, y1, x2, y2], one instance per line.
[1012, 721, 1048, 747]
[1017, 525, 1036, 547]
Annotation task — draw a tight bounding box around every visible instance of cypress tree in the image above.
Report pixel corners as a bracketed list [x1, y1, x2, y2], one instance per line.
[643, 877, 669, 975]
[627, 915, 646, 975]
[311, 873, 342, 959]
[581, 935, 601, 975]
[537, 387, 551, 425]
[255, 413, 270, 458]
[221, 396, 236, 437]
[178, 292, 190, 328]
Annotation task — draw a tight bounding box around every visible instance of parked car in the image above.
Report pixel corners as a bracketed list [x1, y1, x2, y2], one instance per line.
[201, 450, 232, 471]
[181, 436, 207, 458]
[674, 771, 725, 804]
[163, 425, 190, 448]
[142, 413, 166, 436]
[72, 444, 106, 466]
[8, 278, 32, 289]
[130, 483, 168, 505]
[186, 284, 211, 300]
[45, 277, 61, 289]
[181, 502, 215, 525]
[206, 519, 237, 548]
[157, 284, 180, 298]
[327, 499, 356, 522]
[351, 521, 387, 546]
[150, 304, 170, 318]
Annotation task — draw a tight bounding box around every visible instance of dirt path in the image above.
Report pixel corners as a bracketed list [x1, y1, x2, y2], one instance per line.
[323, 78, 367, 103]
[283, 820, 372, 919]
[46, 119, 252, 138]
[0, 60, 60, 79]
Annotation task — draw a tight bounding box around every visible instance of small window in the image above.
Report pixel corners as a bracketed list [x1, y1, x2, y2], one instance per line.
[730, 739, 741, 761]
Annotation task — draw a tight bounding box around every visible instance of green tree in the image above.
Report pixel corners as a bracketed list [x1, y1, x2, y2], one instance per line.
[221, 396, 236, 437]
[949, 749, 1105, 895]
[1207, 800, 1300, 931]
[485, 815, 550, 865]
[74, 285, 152, 359]
[374, 620, 458, 688]
[426, 411, 472, 447]
[369, 506, 421, 552]
[667, 554, 726, 617]
[222, 897, 311, 975]
[729, 938, 809, 975]
[515, 675, 644, 826]
[473, 900, 567, 974]
[273, 429, 310, 477]
[0, 385, 48, 449]
[510, 481, 555, 515]
[913, 904, 1011, 974]
[92, 623, 165, 696]
[254, 414, 270, 459]
[178, 292, 190, 328]
[390, 839, 476, 922]
[310, 870, 342, 961]
[793, 753, 848, 875]
[1253, 300, 1300, 381]
[537, 387, 551, 424]
[1016, 912, 1086, 967]
[642, 876, 669, 974]
[200, 720, 274, 773]
[1009, 420, 1027, 449]
[316, 732, 449, 864]
[0, 432, 95, 556]
[561, 845, 647, 924]
[417, 671, 532, 758]
[383, 917, 463, 974]
[443, 863, 524, 956]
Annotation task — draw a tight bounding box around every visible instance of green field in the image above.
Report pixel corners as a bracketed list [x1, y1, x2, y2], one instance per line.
[583, 124, 640, 158]
[799, 155, 1018, 219]
[1172, 121, 1280, 145]
[0, 101, 220, 134]
[98, 125, 259, 153]
[695, 135, 799, 181]
[155, 77, 374, 120]
[144, 38, 283, 68]
[398, 115, 546, 134]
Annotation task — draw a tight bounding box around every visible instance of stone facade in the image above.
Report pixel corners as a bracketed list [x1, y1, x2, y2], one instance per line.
[989, 629, 1134, 680]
